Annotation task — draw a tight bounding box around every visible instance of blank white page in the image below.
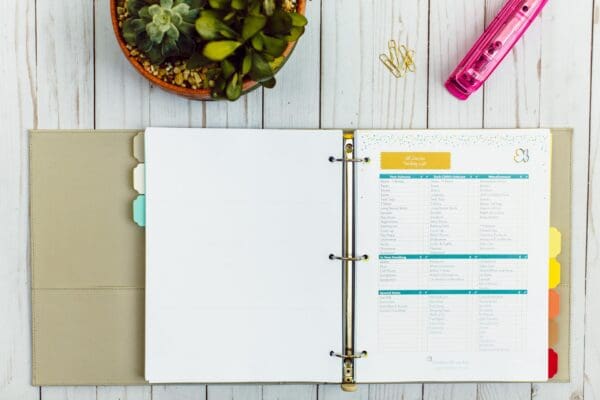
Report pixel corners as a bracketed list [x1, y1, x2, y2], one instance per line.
[145, 128, 342, 383]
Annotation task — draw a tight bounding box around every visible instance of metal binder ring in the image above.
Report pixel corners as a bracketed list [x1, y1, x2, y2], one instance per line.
[328, 156, 371, 163]
[329, 351, 368, 359]
[329, 254, 369, 261]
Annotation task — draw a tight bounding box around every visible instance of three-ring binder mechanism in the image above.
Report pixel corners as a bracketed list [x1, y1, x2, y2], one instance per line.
[328, 132, 369, 391]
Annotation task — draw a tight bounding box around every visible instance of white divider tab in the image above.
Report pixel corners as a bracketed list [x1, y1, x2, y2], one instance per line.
[133, 163, 145, 194]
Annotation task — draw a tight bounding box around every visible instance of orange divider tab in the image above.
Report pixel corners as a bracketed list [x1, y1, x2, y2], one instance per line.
[381, 152, 451, 170]
[549, 290, 560, 319]
[548, 348, 558, 379]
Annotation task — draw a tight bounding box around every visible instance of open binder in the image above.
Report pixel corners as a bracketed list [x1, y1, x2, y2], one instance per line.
[30, 128, 572, 389]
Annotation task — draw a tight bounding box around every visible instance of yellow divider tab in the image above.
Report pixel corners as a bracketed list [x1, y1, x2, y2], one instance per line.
[549, 258, 561, 289]
[549, 227, 562, 258]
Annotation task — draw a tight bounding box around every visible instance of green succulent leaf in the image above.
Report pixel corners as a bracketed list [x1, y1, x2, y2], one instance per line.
[267, 9, 292, 35]
[251, 33, 264, 51]
[242, 14, 266, 40]
[153, 9, 174, 32]
[171, 11, 183, 25]
[186, 52, 213, 68]
[223, 11, 237, 22]
[289, 12, 308, 27]
[263, 0, 275, 16]
[195, 11, 221, 39]
[221, 58, 236, 78]
[182, 8, 200, 22]
[147, 22, 165, 43]
[208, 0, 230, 9]
[148, 4, 161, 16]
[218, 26, 237, 39]
[161, 36, 179, 56]
[248, 0, 261, 15]
[172, 2, 190, 15]
[136, 33, 153, 52]
[126, 0, 147, 17]
[269, 55, 285, 70]
[178, 21, 196, 35]
[203, 40, 242, 61]
[249, 52, 273, 81]
[226, 73, 243, 100]
[284, 25, 304, 42]
[166, 24, 180, 40]
[242, 53, 252, 75]
[161, 0, 174, 8]
[260, 33, 286, 57]
[195, 11, 238, 40]
[146, 46, 166, 64]
[188, 0, 208, 8]
[122, 18, 146, 45]
[138, 6, 152, 19]
[231, 0, 246, 10]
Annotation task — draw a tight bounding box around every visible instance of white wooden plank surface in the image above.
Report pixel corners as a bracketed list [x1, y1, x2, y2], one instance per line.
[97, 386, 150, 400]
[319, 384, 369, 400]
[0, 1, 37, 400]
[207, 385, 261, 400]
[585, 4, 600, 400]
[0, 0, 598, 399]
[483, 0, 541, 129]
[321, 0, 429, 129]
[41, 388, 95, 400]
[36, 0, 95, 129]
[262, 385, 317, 400]
[427, 0, 484, 129]
[368, 384, 423, 400]
[152, 385, 206, 400]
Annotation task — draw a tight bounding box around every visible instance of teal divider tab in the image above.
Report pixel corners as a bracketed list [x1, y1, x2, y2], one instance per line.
[133, 194, 146, 227]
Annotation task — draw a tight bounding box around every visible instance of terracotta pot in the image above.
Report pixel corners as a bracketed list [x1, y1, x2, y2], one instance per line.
[110, 0, 306, 100]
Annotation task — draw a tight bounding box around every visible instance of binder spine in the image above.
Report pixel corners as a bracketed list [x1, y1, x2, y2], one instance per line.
[329, 133, 369, 391]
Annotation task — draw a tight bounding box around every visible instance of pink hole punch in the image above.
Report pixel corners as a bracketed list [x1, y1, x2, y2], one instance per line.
[445, 0, 549, 100]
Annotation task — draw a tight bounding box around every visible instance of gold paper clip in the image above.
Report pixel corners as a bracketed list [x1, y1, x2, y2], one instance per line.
[388, 40, 400, 70]
[379, 53, 403, 78]
[398, 44, 416, 72]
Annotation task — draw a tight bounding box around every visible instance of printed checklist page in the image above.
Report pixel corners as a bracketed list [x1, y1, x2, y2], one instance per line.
[354, 130, 550, 382]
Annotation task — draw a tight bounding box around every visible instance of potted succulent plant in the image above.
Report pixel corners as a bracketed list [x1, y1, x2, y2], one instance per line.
[111, 0, 307, 100]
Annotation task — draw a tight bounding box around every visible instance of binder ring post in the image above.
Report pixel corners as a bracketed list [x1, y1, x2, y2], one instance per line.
[329, 133, 370, 391]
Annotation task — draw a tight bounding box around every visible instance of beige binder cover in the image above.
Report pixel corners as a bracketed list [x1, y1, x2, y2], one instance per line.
[30, 130, 146, 385]
[29, 129, 572, 386]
